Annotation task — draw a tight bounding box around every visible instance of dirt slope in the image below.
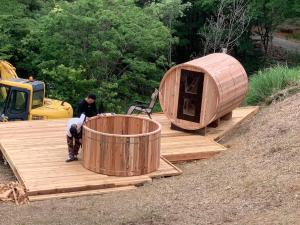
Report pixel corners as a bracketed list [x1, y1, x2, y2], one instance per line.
[0, 94, 300, 225]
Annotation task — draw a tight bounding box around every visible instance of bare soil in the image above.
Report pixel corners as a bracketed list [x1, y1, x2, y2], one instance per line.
[0, 156, 15, 183]
[0, 94, 300, 225]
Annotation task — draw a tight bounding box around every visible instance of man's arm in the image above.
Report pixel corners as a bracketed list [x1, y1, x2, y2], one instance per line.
[76, 114, 86, 139]
[91, 103, 98, 116]
[78, 113, 86, 126]
[77, 101, 85, 117]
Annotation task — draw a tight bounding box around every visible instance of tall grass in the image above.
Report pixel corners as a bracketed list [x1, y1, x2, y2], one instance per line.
[246, 66, 300, 105]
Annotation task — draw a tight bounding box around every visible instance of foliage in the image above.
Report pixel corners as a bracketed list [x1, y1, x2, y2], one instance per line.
[22, 0, 172, 112]
[200, 0, 251, 54]
[0, 0, 300, 114]
[147, 0, 191, 63]
[39, 64, 95, 108]
[148, 0, 191, 31]
[172, 0, 207, 62]
[174, 0, 254, 59]
[0, 1, 35, 63]
[234, 32, 268, 74]
[287, 32, 300, 41]
[246, 66, 300, 105]
[174, 0, 299, 65]
[250, 0, 298, 53]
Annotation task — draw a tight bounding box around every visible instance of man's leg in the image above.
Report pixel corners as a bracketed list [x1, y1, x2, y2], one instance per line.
[66, 136, 76, 161]
[73, 137, 81, 159]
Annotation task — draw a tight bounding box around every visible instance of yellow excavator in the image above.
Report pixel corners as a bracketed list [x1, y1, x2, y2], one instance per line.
[0, 60, 73, 121]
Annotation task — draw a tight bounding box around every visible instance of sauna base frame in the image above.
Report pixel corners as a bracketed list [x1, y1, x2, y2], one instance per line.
[171, 123, 207, 135]
[171, 111, 234, 136]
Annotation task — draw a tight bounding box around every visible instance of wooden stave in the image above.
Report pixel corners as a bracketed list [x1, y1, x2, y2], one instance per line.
[159, 53, 248, 130]
[82, 115, 161, 176]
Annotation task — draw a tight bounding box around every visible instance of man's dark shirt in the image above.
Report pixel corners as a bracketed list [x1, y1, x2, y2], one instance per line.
[77, 99, 97, 117]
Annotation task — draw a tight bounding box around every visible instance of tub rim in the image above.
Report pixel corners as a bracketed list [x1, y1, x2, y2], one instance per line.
[83, 114, 162, 138]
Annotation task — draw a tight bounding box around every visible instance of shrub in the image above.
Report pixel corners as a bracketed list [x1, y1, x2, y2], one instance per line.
[246, 66, 300, 105]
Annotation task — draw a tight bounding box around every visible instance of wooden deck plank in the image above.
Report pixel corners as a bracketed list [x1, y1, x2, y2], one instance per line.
[158, 107, 258, 161]
[28, 186, 137, 202]
[206, 106, 259, 141]
[0, 106, 257, 200]
[26, 179, 151, 196]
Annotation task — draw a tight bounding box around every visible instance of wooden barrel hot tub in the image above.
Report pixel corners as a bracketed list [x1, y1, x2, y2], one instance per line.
[159, 53, 248, 131]
[82, 115, 161, 176]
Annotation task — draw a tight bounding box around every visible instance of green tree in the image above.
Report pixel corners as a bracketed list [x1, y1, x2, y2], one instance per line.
[0, 0, 48, 74]
[251, 0, 297, 53]
[0, 1, 28, 61]
[24, 0, 172, 112]
[148, 0, 191, 64]
[200, 0, 251, 54]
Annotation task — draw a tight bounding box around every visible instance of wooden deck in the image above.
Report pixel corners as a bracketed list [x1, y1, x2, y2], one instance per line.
[150, 106, 259, 161]
[0, 106, 258, 200]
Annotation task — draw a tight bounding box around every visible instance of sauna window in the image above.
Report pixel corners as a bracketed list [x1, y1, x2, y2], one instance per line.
[183, 98, 196, 116]
[185, 76, 200, 94]
[177, 69, 204, 122]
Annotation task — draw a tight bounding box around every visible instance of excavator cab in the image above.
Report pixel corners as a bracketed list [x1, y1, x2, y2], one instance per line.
[0, 79, 44, 121]
[0, 78, 73, 121]
[0, 60, 73, 121]
[0, 86, 28, 121]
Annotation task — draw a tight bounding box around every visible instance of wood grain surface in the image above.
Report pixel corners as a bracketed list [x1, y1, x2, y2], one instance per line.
[82, 115, 161, 176]
[159, 53, 248, 130]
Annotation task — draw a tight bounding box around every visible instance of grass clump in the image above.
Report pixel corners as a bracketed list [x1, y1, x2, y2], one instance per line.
[246, 66, 300, 105]
[288, 32, 300, 41]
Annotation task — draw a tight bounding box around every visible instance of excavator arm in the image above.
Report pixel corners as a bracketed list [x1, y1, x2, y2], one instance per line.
[0, 60, 18, 80]
[0, 60, 18, 107]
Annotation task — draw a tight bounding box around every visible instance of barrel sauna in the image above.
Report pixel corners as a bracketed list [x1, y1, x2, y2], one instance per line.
[82, 115, 161, 176]
[159, 53, 248, 131]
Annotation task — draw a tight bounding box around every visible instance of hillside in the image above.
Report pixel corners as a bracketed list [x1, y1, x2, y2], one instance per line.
[0, 93, 299, 224]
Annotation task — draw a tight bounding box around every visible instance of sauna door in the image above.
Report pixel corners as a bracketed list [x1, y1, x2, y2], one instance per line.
[177, 69, 204, 122]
